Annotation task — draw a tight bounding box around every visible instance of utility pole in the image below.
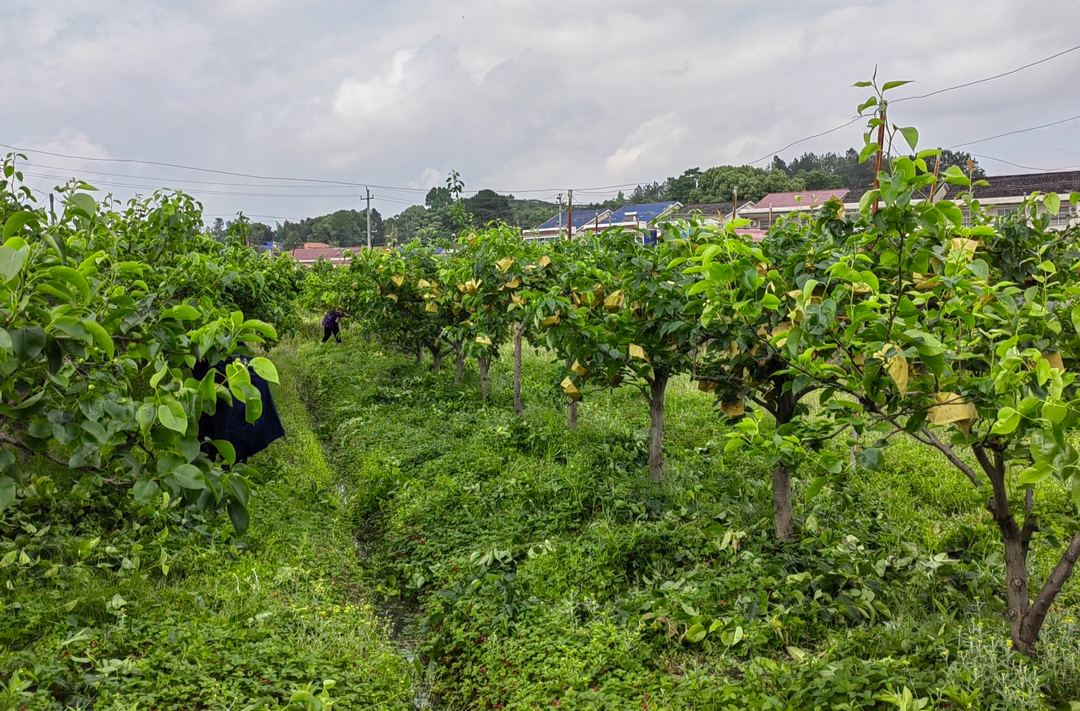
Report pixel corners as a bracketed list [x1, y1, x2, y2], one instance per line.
[732, 186, 738, 224]
[365, 187, 372, 249]
[557, 192, 565, 239]
[872, 103, 887, 214]
[566, 189, 573, 240]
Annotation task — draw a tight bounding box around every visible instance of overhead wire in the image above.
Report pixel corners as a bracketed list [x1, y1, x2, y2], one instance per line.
[948, 113, 1080, 149]
[970, 153, 1080, 172]
[746, 41, 1080, 167]
[891, 42, 1080, 103]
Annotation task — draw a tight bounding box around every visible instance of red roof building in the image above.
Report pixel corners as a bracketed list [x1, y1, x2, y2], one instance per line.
[288, 247, 360, 265]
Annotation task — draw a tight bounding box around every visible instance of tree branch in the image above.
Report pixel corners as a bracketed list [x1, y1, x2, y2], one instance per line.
[1024, 532, 1080, 643]
[917, 426, 982, 487]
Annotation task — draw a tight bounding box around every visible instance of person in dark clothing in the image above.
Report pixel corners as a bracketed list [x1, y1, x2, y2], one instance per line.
[194, 358, 286, 464]
[322, 310, 344, 343]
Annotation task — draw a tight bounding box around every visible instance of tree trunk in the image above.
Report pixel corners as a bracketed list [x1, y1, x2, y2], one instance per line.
[971, 444, 1080, 656]
[431, 347, 442, 374]
[454, 342, 465, 384]
[772, 462, 794, 540]
[565, 356, 578, 430]
[416, 341, 423, 365]
[647, 368, 668, 482]
[513, 322, 525, 415]
[767, 386, 798, 541]
[478, 355, 490, 400]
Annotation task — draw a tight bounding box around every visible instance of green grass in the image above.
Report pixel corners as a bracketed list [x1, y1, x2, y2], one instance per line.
[0, 341, 412, 711]
[293, 328, 1080, 711]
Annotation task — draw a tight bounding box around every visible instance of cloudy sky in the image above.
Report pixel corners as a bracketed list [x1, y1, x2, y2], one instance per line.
[2, 0, 1079, 224]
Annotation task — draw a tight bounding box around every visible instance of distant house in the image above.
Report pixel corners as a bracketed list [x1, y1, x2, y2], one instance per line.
[739, 189, 850, 230]
[668, 201, 756, 226]
[303, 242, 331, 249]
[736, 171, 1080, 231]
[596, 202, 682, 245]
[525, 208, 612, 242]
[846, 170, 1080, 228]
[258, 241, 283, 253]
[287, 247, 360, 265]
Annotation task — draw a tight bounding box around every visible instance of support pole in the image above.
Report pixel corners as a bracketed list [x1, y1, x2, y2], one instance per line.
[366, 187, 372, 249]
[872, 103, 887, 214]
[566, 189, 573, 240]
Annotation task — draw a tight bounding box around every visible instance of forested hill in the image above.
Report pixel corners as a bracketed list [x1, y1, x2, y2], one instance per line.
[225, 148, 982, 247]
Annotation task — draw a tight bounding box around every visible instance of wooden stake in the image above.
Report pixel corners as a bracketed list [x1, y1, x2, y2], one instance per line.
[868, 102, 885, 212]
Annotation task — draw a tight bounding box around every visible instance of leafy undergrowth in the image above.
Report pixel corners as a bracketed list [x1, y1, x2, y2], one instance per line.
[296, 331, 1080, 711]
[0, 342, 412, 711]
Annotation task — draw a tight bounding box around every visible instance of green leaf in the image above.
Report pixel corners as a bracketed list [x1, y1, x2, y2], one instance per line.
[897, 126, 919, 151]
[157, 401, 188, 434]
[761, 293, 781, 310]
[992, 406, 1022, 435]
[882, 80, 913, 91]
[805, 476, 828, 502]
[69, 193, 98, 217]
[49, 266, 90, 301]
[9, 326, 46, 360]
[1043, 401, 1069, 424]
[1018, 464, 1053, 487]
[162, 304, 200, 321]
[1044, 192, 1061, 216]
[2, 211, 39, 240]
[171, 464, 205, 490]
[0, 245, 27, 283]
[0, 327, 10, 353]
[228, 501, 250, 534]
[0, 476, 15, 513]
[855, 447, 885, 471]
[82, 320, 115, 360]
[968, 259, 990, 281]
[249, 357, 279, 384]
[212, 439, 237, 466]
[136, 402, 156, 434]
[81, 421, 108, 445]
[133, 479, 160, 503]
[859, 190, 880, 214]
[685, 623, 707, 643]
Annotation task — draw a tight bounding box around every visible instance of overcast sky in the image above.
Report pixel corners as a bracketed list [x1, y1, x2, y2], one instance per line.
[2, 0, 1079, 225]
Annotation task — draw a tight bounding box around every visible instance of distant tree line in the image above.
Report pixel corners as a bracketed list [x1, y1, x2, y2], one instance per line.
[626, 148, 983, 205]
[205, 147, 985, 243]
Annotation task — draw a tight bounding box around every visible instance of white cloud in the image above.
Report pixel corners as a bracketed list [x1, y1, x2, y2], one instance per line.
[2, 0, 1079, 220]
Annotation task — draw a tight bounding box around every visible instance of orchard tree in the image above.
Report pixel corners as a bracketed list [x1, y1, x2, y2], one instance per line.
[1, 159, 279, 531]
[694, 80, 1080, 655]
[684, 208, 860, 539]
[342, 243, 446, 366]
[536, 227, 699, 480]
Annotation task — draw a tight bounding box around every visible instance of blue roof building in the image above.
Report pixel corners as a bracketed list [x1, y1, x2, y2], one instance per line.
[525, 208, 612, 242]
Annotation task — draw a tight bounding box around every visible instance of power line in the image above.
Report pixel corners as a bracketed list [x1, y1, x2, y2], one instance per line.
[748, 115, 864, 166]
[22, 160, 388, 191]
[748, 43, 1080, 166]
[892, 42, 1080, 103]
[949, 112, 1080, 149]
[21, 170, 363, 198]
[0, 141, 430, 193]
[970, 153, 1080, 173]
